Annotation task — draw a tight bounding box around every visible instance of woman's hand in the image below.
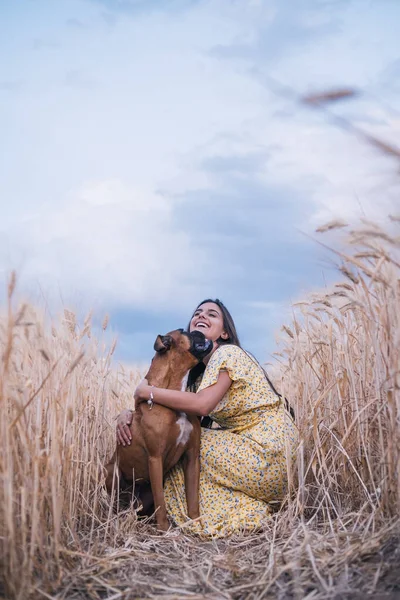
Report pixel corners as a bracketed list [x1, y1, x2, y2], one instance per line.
[134, 378, 150, 410]
[116, 409, 133, 446]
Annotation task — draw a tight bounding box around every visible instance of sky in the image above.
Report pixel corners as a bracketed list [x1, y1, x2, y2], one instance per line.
[0, 0, 399, 364]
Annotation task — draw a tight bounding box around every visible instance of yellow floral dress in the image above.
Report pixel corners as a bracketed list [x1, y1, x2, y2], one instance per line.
[163, 344, 298, 538]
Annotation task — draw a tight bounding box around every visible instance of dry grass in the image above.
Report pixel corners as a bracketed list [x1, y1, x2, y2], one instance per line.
[0, 218, 399, 599]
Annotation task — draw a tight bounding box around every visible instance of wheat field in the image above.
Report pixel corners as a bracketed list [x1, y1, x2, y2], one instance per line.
[0, 218, 399, 599]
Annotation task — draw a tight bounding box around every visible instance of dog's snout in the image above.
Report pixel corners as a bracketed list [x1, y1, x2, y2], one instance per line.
[190, 331, 213, 359]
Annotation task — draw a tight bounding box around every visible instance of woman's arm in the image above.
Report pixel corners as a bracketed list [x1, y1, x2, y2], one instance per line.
[134, 370, 232, 417]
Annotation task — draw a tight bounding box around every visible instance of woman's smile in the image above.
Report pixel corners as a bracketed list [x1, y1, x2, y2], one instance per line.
[193, 320, 209, 330]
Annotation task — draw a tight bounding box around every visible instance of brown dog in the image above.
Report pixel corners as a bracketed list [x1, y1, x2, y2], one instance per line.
[105, 328, 212, 531]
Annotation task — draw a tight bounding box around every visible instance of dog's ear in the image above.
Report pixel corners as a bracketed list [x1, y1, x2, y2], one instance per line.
[154, 334, 173, 353]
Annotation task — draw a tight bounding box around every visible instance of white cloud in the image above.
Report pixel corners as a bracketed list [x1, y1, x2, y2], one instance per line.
[3, 179, 203, 311]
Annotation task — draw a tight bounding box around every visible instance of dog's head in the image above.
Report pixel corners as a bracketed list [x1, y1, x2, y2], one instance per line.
[153, 329, 213, 360]
[146, 329, 213, 389]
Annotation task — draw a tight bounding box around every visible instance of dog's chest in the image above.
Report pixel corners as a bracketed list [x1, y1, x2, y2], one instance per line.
[176, 412, 193, 447]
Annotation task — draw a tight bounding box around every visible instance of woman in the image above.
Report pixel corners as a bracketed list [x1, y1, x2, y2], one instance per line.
[117, 299, 298, 538]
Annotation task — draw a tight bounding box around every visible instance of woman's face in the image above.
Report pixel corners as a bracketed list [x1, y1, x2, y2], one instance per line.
[189, 302, 228, 343]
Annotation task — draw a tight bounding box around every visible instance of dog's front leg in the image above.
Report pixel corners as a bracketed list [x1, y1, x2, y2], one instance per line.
[184, 427, 200, 519]
[148, 455, 169, 531]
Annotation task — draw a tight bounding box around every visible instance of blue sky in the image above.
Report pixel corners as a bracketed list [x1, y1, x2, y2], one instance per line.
[0, 0, 399, 363]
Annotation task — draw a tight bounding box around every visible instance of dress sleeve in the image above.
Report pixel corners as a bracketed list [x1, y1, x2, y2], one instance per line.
[197, 345, 249, 391]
